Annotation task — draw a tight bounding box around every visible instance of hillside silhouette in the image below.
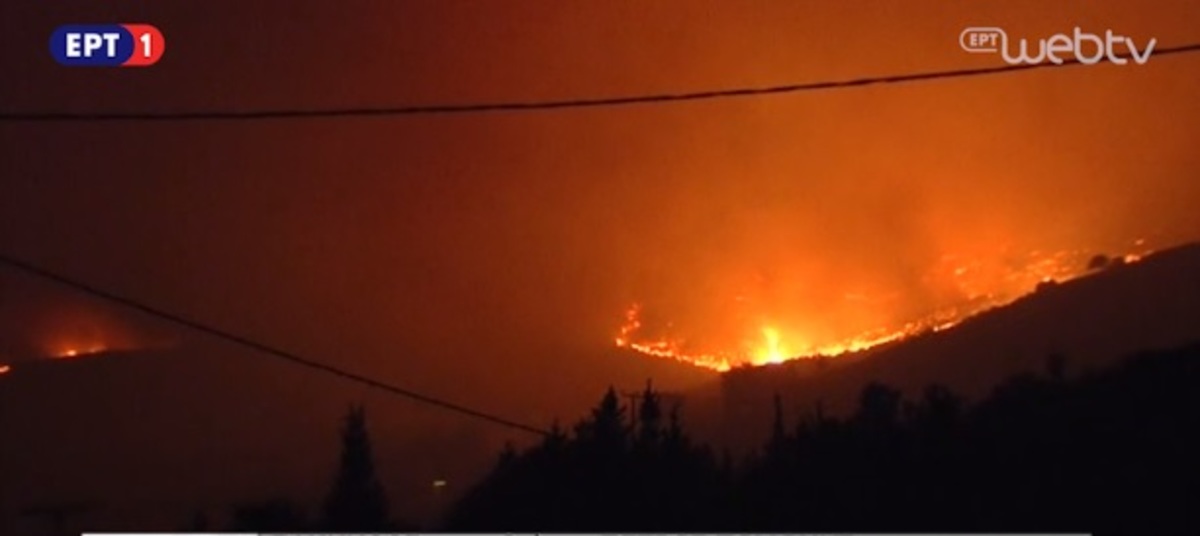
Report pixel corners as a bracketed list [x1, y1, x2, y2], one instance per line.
[3, 244, 1196, 532]
[447, 342, 1197, 534]
[0, 328, 711, 531]
[711, 242, 1200, 447]
[153, 339, 1198, 533]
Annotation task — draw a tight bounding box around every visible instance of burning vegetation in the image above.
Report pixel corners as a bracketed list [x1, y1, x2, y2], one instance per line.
[39, 320, 128, 361]
[615, 243, 1151, 372]
[0, 296, 175, 375]
[50, 344, 110, 360]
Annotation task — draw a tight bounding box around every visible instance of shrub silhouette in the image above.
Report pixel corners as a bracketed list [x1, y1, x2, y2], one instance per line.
[445, 343, 1198, 533]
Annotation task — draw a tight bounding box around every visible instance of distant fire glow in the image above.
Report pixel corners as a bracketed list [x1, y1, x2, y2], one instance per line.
[615, 245, 1150, 372]
[0, 364, 10, 375]
[614, 303, 955, 372]
[53, 344, 107, 359]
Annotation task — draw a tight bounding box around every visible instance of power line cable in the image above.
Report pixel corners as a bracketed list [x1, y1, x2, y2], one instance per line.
[2, 42, 1198, 122]
[0, 252, 552, 437]
[2, 42, 1197, 432]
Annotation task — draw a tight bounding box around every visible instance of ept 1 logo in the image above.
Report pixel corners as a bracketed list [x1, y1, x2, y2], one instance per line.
[50, 24, 165, 67]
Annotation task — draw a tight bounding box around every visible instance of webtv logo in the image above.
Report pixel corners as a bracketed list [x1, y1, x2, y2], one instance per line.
[960, 27, 1157, 65]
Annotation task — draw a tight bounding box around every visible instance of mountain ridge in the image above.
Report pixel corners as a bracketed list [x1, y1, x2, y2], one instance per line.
[693, 242, 1200, 446]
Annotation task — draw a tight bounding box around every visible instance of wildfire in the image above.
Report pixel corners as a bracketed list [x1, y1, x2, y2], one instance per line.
[615, 306, 738, 371]
[615, 244, 1149, 372]
[756, 327, 787, 365]
[614, 303, 958, 372]
[51, 343, 107, 360]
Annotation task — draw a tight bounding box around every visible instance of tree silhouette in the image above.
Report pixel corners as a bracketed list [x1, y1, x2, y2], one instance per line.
[856, 381, 902, 430]
[442, 344, 1199, 532]
[321, 404, 390, 531]
[664, 403, 687, 452]
[765, 392, 788, 460]
[635, 380, 663, 448]
[574, 386, 628, 455]
[914, 384, 962, 433]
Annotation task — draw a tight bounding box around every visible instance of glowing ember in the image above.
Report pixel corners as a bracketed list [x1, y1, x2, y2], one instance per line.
[52, 344, 107, 359]
[615, 245, 1150, 372]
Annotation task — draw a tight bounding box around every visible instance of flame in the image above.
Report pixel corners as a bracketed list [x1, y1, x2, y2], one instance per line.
[615, 303, 962, 371]
[615, 244, 1149, 372]
[0, 364, 10, 375]
[755, 327, 787, 365]
[51, 343, 107, 360]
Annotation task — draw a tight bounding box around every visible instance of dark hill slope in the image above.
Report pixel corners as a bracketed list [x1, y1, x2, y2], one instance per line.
[716, 242, 1200, 444]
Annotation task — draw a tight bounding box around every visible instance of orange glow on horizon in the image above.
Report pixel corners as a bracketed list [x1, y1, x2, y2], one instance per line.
[51, 344, 107, 360]
[615, 244, 1150, 372]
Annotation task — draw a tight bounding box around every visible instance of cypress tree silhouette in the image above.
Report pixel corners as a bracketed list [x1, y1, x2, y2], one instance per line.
[664, 403, 687, 451]
[322, 404, 390, 531]
[575, 386, 628, 454]
[443, 344, 1199, 532]
[636, 380, 663, 448]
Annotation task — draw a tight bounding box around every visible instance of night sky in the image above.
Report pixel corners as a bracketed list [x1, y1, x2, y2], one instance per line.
[1, 0, 1198, 530]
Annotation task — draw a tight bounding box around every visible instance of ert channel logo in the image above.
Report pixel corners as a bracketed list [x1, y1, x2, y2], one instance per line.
[50, 24, 166, 67]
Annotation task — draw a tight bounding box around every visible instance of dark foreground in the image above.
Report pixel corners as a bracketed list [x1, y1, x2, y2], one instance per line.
[448, 344, 1196, 535]
[199, 342, 1197, 535]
